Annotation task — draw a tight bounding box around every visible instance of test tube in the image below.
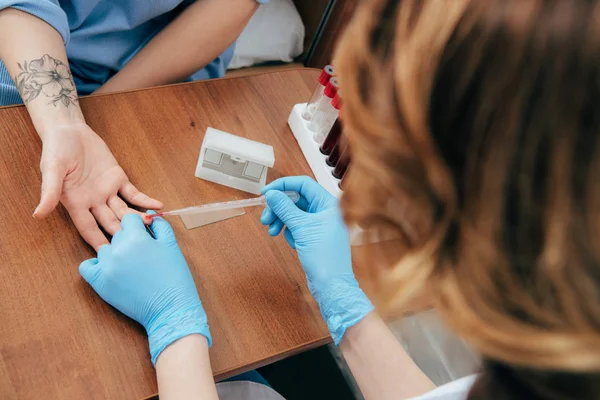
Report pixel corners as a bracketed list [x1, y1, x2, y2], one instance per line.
[302, 65, 335, 120]
[313, 92, 341, 145]
[326, 139, 345, 167]
[339, 171, 350, 190]
[308, 78, 339, 133]
[332, 147, 350, 179]
[339, 173, 346, 190]
[320, 116, 343, 156]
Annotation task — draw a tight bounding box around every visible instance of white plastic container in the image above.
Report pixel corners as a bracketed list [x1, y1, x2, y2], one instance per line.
[195, 127, 275, 194]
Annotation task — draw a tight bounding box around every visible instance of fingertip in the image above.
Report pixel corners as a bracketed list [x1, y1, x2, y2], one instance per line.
[143, 210, 158, 223]
[149, 217, 166, 232]
[261, 181, 278, 194]
[79, 257, 100, 284]
[261, 177, 288, 194]
[264, 190, 282, 204]
[97, 243, 111, 258]
[149, 214, 175, 241]
[80, 257, 98, 267]
[149, 199, 164, 210]
[268, 219, 284, 236]
[32, 209, 43, 219]
[260, 207, 276, 225]
[147, 210, 166, 226]
[33, 202, 56, 219]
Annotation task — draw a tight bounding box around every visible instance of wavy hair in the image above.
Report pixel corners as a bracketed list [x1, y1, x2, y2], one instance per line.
[336, 0, 600, 398]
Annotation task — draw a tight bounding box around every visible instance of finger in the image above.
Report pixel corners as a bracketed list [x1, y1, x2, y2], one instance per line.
[268, 218, 285, 236]
[264, 190, 304, 228]
[107, 195, 152, 225]
[91, 205, 121, 236]
[119, 182, 163, 210]
[97, 244, 111, 260]
[261, 176, 326, 203]
[111, 229, 124, 246]
[69, 208, 109, 251]
[295, 197, 310, 212]
[260, 207, 278, 226]
[120, 213, 148, 235]
[34, 162, 67, 219]
[79, 258, 102, 285]
[283, 228, 296, 249]
[147, 210, 176, 242]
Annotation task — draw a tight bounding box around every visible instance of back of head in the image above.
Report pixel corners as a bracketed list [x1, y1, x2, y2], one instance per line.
[335, 0, 600, 398]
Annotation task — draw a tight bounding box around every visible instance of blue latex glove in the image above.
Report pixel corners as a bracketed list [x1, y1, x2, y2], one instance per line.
[261, 176, 374, 345]
[79, 212, 210, 366]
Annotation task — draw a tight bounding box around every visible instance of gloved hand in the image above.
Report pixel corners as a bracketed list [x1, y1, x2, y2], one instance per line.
[79, 212, 210, 366]
[261, 176, 374, 345]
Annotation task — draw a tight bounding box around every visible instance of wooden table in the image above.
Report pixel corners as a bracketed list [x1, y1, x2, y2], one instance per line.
[0, 69, 331, 399]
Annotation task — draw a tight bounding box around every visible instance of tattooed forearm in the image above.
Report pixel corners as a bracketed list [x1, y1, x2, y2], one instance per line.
[14, 54, 78, 107]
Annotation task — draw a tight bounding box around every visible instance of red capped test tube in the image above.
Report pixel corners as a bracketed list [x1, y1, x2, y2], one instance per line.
[313, 92, 341, 145]
[308, 78, 339, 133]
[320, 113, 343, 156]
[302, 65, 335, 120]
[332, 146, 350, 179]
[326, 138, 346, 167]
[339, 173, 347, 190]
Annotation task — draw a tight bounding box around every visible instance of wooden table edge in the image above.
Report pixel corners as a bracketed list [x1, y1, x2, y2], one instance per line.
[0, 67, 321, 111]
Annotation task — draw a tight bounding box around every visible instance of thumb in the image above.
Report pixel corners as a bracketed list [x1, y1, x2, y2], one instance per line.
[34, 162, 66, 219]
[265, 190, 304, 229]
[79, 258, 102, 286]
[147, 211, 176, 243]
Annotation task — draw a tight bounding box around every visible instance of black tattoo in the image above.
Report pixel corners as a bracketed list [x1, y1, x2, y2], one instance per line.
[15, 54, 78, 107]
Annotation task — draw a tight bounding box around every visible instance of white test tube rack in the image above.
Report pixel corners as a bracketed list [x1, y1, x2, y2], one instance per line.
[288, 103, 396, 246]
[287, 103, 343, 198]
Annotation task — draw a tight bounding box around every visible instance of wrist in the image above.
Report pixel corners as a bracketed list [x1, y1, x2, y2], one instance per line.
[37, 120, 90, 142]
[155, 333, 209, 368]
[312, 275, 374, 345]
[147, 303, 211, 367]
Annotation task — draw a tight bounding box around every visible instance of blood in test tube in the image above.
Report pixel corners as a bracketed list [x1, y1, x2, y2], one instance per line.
[313, 92, 341, 145]
[320, 117, 343, 156]
[308, 78, 339, 133]
[302, 65, 335, 120]
[326, 140, 344, 167]
[333, 147, 350, 179]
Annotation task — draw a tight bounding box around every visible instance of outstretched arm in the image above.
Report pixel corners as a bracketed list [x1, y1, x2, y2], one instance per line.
[95, 0, 260, 93]
[261, 176, 435, 400]
[80, 213, 218, 399]
[0, 6, 162, 250]
[156, 335, 218, 400]
[340, 313, 435, 399]
[0, 6, 81, 135]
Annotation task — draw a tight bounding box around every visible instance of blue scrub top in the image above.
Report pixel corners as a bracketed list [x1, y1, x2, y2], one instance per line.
[0, 0, 266, 101]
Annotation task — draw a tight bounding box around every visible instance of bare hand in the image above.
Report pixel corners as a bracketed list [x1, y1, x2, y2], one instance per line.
[33, 123, 163, 250]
